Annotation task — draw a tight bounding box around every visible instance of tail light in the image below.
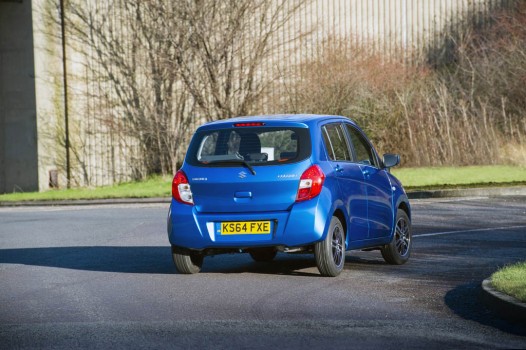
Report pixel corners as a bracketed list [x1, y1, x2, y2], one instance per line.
[172, 170, 194, 205]
[296, 165, 325, 202]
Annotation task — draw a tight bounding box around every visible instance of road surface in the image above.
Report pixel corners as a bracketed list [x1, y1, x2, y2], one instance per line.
[0, 196, 525, 348]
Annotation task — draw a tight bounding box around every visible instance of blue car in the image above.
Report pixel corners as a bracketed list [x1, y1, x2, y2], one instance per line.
[167, 114, 411, 276]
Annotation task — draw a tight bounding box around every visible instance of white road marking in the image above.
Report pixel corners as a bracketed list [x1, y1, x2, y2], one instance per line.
[415, 225, 526, 238]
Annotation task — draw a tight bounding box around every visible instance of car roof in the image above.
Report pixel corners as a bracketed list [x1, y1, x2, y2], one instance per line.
[197, 114, 357, 131]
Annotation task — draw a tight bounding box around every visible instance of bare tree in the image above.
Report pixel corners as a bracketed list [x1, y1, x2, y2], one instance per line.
[44, 0, 309, 180]
[61, 1, 197, 176]
[151, 0, 309, 121]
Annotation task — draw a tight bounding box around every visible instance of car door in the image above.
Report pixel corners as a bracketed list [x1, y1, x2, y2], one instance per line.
[345, 124, 394, 239]
[321, 123, 368, 241]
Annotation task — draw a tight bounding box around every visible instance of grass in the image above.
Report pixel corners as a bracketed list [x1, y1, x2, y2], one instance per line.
[0, 165, 525, 202]
[491, 261, 526, 303]
[392, 165, 526, 190]
[0, 175, 172, 202]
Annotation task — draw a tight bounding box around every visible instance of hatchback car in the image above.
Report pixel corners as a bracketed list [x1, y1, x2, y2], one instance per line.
[167, 114, 411, 276]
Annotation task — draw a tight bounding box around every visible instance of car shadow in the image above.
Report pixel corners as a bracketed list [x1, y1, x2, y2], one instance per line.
[0, 246, 321, 276]
[203, 253, 322, 277]
[0, 246, 176, 274]
[201, 251, 393, 277]
[0, 247, 389, 277]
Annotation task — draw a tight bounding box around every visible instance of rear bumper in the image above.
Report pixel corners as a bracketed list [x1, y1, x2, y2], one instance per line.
[167, 192, 331, 250]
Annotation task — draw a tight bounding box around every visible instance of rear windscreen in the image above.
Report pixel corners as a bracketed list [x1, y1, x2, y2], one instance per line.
[187, 127, 311, 166]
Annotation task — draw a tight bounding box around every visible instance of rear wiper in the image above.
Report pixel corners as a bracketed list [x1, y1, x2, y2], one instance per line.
[207, 160, 256, 175]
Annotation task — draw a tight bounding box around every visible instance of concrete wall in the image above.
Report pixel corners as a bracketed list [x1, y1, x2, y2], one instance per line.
[0, 0, 511, 192]
[32, 0, 63, 192]
[0, 0, 39, 193]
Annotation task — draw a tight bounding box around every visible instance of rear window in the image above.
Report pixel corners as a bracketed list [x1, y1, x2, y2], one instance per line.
[187, 127, 311, 166]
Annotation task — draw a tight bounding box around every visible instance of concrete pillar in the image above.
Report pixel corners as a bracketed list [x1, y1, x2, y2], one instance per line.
[0, 0, 39, 193]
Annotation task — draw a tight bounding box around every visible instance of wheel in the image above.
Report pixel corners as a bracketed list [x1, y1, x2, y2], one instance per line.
[249, 248, 277, 262]
[381, 210, 412, 265]
[172, 246, 204, 274]
[315, 216, 345, 277]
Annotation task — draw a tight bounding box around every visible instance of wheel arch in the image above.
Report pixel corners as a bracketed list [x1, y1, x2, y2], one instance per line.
[398, 200, 411, 221]
[332, 208, 347, 240]
[395, 195, 411, 221]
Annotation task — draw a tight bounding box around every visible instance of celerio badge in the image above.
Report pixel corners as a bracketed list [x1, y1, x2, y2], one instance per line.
[278, 174, 296, 179]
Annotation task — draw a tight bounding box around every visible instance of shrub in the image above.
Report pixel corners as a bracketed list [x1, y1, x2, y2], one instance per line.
[281, 3, 526, 167]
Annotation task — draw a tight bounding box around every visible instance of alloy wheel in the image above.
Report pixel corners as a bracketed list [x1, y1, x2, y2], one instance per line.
[395, 216, 411, 257]
[331, 225, 344, 268]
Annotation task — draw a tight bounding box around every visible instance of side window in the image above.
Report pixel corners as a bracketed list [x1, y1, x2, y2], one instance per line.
[322, 124, 351, 161]
[346, 125, 377, 166]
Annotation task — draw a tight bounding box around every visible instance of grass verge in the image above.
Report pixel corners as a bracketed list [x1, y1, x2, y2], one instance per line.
[491, 261, 526, 303]
[0, 175, 172, 202]
[392, 165, 526, 190]
[0, 165, 525, 202]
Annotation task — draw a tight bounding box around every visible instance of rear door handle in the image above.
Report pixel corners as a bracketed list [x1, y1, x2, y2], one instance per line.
[362, 169, 370, 178]
[335, 164, 344, 173]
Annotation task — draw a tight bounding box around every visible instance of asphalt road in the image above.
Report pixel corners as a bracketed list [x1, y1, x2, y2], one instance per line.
[0, 196, 525, 349]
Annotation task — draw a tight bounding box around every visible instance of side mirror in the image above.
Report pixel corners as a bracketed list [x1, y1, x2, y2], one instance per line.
[383, 153, 400, 169]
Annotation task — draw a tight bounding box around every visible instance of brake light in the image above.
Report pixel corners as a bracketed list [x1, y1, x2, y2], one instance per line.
[296, 165, 325, 202]
[172, 170, 194, 205]
[233, 122, 265, 127]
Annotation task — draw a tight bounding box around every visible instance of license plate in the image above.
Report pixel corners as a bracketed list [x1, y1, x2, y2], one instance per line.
[220, 221, 272, 235]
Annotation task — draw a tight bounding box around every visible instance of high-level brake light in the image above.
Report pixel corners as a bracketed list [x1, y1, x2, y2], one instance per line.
[233, 122, 265, 127]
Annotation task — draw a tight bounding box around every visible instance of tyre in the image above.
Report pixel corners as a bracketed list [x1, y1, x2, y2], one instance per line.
[381, 210, 412, 265]
[172, 246, 204, 274]
[315, 216, 345, 277]
[249, 248, 277, 262]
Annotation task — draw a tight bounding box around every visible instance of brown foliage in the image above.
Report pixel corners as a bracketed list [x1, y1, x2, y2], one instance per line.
[282, 3, 526, 167]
